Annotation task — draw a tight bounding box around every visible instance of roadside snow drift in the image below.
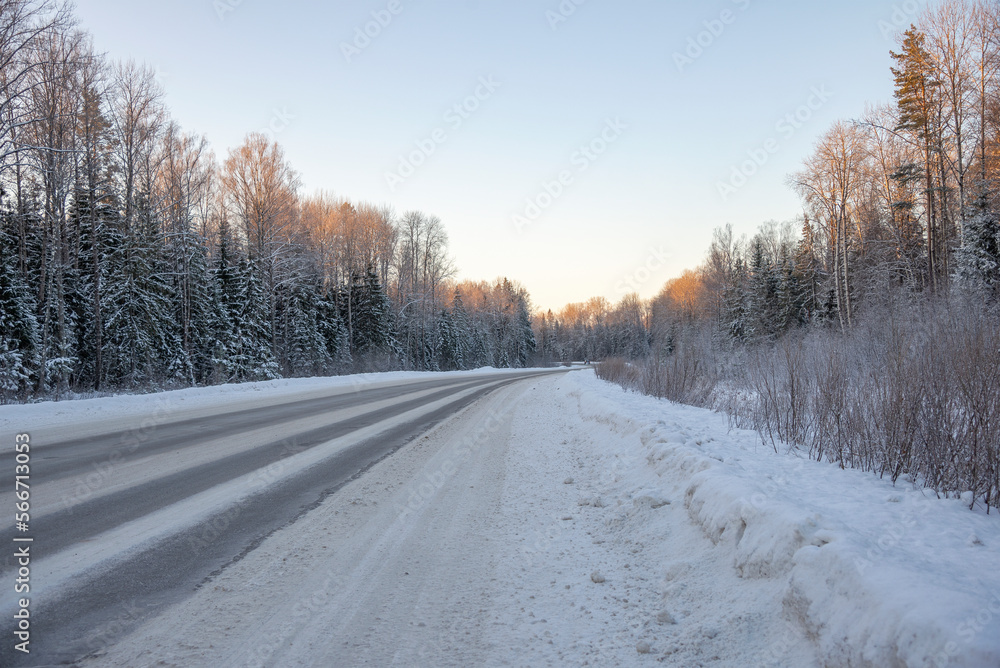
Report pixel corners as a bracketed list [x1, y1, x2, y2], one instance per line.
[573, 371, 1000, 668]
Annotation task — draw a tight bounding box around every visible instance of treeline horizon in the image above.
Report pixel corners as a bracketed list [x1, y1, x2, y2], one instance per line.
[0, 0, 539, 401]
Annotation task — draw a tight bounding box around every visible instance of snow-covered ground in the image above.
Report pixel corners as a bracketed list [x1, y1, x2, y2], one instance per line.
[68, 369, 999, 667]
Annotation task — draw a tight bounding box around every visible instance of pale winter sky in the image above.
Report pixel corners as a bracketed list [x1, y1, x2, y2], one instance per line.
[74, 0, 925, 312]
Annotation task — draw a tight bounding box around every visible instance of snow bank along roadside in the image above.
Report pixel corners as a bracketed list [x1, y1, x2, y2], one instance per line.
[571, 370, 1000, 667]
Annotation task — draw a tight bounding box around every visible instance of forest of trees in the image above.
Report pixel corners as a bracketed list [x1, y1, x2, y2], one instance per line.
[0, 0, 536, 401]
[587, 0, 1000, 512]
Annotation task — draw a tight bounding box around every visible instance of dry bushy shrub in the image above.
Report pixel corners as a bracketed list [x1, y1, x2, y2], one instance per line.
[640, 329, 720, 406]
[595, 299, 1000, 512]
[597, 330, 720, 405]
[595, 358, 640, 390]
[736, 301, 1000, 511]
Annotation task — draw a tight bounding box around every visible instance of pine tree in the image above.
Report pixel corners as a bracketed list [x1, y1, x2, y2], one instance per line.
[892, 26, 944, 290]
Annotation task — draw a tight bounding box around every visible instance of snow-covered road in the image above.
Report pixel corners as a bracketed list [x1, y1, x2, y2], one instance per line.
[4, 369, 999, 667]
[0, 369, 561, 666]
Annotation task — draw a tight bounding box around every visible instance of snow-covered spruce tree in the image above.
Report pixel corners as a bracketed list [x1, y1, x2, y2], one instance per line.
[208, 222, 239, 383]
[206, 277, 235, 384]
[68, 185, 115, 390]
[776, 249, 806, 331]
[395, 306, 426, 371]
[747, 236, 779, 339]
[438, 309, 458, 371]
[317, 290, 351, 373]
[0, 225, 40, 400]
[439, 290, 476, 371]
[471, 319, 492, 368]
[490, 293, 512, 368]
[164, 232, 217, 385]
[101, 195, 176, 388]
[278, 274, 332, 378]
[423, 314, 442, 372]
[546, 315, 566, 364]
[792, 217, 822, 323]
[448, 291, 472, 370]
[954, 190, 1000, 297]
[535, 310, 566, 366]
[515, 294, 537, 367]
[724, 256, 750, 343]
[534, 312, 551, 366]
[36, 238, 81, 395]
[229, 257, 280, 382]
[349, 264, 394, 367]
